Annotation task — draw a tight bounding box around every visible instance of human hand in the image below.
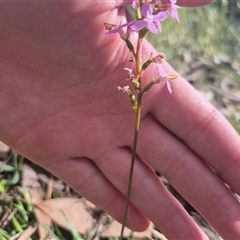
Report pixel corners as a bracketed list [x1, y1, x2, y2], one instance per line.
[1, 0, 240, 239]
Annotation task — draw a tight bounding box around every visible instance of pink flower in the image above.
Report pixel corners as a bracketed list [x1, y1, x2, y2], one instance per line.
[169, 0, 180, 23]
[104, 22, 133, 39]
[155, 0, 180, 23]
[159, 66, 172, 94]
[131, 3, 169, 34]
[124, 67, 134, 80]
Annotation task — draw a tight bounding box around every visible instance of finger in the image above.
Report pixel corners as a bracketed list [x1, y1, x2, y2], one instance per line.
[155, 0, 214, 7]
[150, 64, 240, 197]
[135, 113, 240, 238]
[116, 0, 214, 8]
[43, 157, 150, 231]
[95, 147, 208, 239]
[176, 0, 215, 7]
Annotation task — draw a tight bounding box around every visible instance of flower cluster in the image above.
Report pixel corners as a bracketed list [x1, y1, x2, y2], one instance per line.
[105, 0, 179, 35]
[104, 0, 180, 104]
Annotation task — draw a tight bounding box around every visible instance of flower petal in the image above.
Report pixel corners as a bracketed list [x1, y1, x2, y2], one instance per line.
[153, 10, 169, 21]
[104, 28, 119, 35]
[104, 22, 133, 36]
[159, 65, 167, 77]
[124, 67, 134, 79]
[131, 20, 147, 31]
[171, 8, 180, 23]
[148, 21, 158, 34]
[166, 79, 172, 94]
[141, 3, 153, 19]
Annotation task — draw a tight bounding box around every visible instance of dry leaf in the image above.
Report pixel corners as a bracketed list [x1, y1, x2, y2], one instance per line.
[35, 198, 94, 234]
[30, 188, 52, 239]
[38, 173, 64, 192]
[0, 141, 10, 159]
[22, 165, 41, 189]
[34, 207, 52, 239]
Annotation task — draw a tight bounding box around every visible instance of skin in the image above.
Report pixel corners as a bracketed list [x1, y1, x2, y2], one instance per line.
[1, 0, 240, 238]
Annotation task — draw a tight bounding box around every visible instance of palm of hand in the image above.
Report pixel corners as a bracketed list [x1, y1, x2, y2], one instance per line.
[1, 2, 155, 230]
[1, 3, 138, 160]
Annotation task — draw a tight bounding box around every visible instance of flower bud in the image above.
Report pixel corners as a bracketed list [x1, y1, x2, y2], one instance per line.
[142, 59, 153, 71]
[142, 77, 159, 93]
[152, 53, 166, 63]
[129, 93, 137, 110]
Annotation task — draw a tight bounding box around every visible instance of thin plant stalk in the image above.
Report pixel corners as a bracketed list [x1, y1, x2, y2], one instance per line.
[120, 92, 143, 240]
[120, 33, 144, 239]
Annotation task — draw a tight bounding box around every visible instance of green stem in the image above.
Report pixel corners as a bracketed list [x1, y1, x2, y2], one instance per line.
[136, 38, 142, 77]
[120, 92, 143, 240]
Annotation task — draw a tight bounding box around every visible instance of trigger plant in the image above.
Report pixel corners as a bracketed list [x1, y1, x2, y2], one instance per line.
[104, 0, 180, 239]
